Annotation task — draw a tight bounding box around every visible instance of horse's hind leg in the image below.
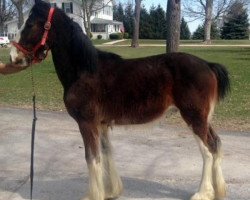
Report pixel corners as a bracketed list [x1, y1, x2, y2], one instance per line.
[209, 126, 226, 199]
[191, 123, 215, 200]
[100, 125, 123, 199]
[79, 121, 105, 200]
[180, 108, 226, 200]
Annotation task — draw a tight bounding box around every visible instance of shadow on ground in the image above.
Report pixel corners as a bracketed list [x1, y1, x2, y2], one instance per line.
[1, 176, 192, 200]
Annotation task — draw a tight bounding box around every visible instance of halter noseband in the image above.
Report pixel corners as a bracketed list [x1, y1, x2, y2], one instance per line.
[12, 7, 55, 64]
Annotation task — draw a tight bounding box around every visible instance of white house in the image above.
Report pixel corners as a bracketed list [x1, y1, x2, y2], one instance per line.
[5, 0, 123, 40]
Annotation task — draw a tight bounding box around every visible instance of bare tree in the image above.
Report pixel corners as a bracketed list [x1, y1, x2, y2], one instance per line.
[183, 0, 249, 43]
[166, 0, 181, 53]
[11, 0, 25, 29]
[0, 0, 15, 34]
[204, 0, 213, 43]
[131, 0, 142, 48]
[80, 0, 113, 38]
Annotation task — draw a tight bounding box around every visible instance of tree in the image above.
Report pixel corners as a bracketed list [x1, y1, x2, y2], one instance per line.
[192, 24, 204, 39]
[149, 5, 166, 39]
[180, 17, 191, 39]
[81, 0, 101, 38]
[113, 2, 124, 22]
[204, 0, 213, 43]
[131, 0, 142, 48]
[192, 21, 220, 39]
[166, 0, 181, 53]
[0, 0, 15, 34]
[80, 0, 113, 38]
[11, 0, 25, 29]
[221, 1, 249, 39]
[123, 2, 134, 38]
[139, 6, 152, 39]
[183, 0, 249, 43]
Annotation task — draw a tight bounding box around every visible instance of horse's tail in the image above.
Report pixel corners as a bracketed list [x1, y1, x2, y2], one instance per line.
[208, 63, 230, 101]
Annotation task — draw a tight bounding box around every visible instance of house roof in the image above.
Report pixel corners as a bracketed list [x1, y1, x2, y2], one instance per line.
[91, 18, 123, 25]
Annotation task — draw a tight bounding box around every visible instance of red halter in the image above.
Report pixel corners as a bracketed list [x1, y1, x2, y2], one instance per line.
[12, 7, 55, 64]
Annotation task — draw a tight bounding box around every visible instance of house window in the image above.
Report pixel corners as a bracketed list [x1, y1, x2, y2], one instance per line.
[91, 24, 106, 33]
[62, 2, 73, 14]
[103, 6, 112, 16]
[50, 3, 57, 7]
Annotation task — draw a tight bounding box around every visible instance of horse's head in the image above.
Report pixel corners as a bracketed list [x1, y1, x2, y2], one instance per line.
[10, 0, 54, 67]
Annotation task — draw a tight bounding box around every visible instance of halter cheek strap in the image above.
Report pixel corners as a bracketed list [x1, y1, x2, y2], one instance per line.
[12, 7, 55, 64]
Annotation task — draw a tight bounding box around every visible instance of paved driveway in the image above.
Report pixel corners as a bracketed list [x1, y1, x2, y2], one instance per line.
[0, 107, 249, 200]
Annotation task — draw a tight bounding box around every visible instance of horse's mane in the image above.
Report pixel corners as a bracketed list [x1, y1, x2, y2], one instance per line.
[31, 1, 122, 74]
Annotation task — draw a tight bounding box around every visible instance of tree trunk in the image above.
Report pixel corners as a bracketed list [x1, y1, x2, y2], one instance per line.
[131, 0, 142, 48]
[86, 14, 92, 38]
[204, 0, 213, 44]
[166, 0, 181, 53]
[0, 23, 4, 35]
[0, 0, 6, 34]
[16, 3, 24, 29]
[11, 0, 24, 29]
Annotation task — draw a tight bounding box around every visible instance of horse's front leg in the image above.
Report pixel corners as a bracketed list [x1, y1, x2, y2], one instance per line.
[100, 125, 123, 199]
[79, 121, 105, 200]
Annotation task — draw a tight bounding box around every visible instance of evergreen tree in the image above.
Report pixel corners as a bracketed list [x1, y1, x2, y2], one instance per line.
[149, 5, 166, 39]
[210, 21, 221, 39]
[221, 1, 249, 39]
[192, 25, 204, 40]
[139, 6, 152, 39]
[113, 2, 124, 22]
[192, 21, 220, 40]
[123, 2, 134, 38]
[180, 17, 191, 40]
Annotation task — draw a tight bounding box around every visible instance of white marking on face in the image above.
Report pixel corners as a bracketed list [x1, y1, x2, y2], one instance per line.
[10, 21, 28, 67]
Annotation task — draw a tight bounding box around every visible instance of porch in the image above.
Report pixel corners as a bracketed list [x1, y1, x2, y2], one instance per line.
[91, 18, 123, 39]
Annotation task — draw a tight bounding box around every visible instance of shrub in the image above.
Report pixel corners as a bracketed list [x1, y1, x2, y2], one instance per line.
[123, 32, 129, 39]
[97, 35, 102, 40]
[109, 33, 123, 40]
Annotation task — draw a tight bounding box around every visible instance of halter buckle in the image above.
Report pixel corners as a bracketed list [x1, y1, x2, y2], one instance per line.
[44, 22, 51, 30]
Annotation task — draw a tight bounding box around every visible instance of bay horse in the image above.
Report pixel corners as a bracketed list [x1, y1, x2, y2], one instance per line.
[10, 1, 230, 200]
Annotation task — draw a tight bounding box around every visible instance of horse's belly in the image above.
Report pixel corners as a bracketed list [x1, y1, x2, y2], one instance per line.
[103, 93, 173, 125]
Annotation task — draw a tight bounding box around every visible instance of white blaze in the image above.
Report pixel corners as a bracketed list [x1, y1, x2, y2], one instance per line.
[10, 21, 28, 67]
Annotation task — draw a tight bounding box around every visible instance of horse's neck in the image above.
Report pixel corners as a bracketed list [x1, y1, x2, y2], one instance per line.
[50, 20, 97, 90]
[51, 46, 78, 90]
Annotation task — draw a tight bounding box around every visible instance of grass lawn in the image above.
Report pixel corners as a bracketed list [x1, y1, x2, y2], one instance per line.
[0, 45, 249, 130]
[91, 39, 112, 45]
[112, 39, 250, 46]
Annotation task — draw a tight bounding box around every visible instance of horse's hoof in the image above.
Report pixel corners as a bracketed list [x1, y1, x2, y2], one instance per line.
[190, 192, 215, 200]
[105, 194, 121, 200]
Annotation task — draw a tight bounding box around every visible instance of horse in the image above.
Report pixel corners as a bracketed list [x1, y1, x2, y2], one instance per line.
[9, 1, 230, 200]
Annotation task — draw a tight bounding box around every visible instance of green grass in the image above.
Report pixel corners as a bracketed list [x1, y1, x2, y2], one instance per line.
[0, 50, 64, 110]
[112, 39, 250, 45]
[0, 45, 249, 130]
[91, 39, 112, 45]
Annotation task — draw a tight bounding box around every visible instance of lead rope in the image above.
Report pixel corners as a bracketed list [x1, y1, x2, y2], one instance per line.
[30, 64, 37, 200]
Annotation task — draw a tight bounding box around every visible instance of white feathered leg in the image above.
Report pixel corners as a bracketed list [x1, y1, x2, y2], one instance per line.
[191, 135, 215, 200]
[101, 125, 123, 199]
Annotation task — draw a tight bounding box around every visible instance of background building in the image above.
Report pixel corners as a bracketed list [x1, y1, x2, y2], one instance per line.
[5, 0, 123, 40]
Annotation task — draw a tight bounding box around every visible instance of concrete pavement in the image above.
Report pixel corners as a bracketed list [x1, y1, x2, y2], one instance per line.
[0, 107, 249, 200]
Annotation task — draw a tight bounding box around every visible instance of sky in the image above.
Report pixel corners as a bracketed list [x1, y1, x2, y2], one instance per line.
[118, 0, 202, 33]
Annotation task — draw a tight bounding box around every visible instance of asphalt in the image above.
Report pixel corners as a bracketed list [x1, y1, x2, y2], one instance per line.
[0, 107, 249, 200]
